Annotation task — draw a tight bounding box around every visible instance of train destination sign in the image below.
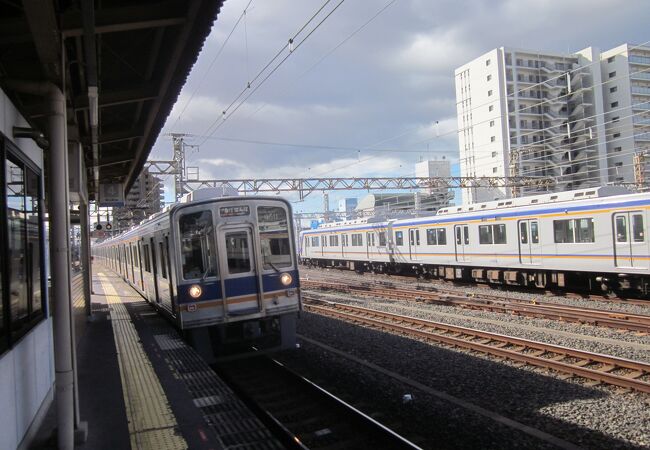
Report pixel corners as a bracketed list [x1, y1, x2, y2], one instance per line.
[220, 205, 250, 217]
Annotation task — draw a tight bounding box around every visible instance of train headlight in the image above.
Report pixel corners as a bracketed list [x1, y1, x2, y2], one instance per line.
[280, 273, 293, 286]
[189, 284, 202, 299]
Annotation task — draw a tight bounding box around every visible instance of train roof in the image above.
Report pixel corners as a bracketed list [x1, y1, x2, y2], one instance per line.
[302, 187, 645, 235]
[95, 195, 292, 246]
[435, 186, 631, 216]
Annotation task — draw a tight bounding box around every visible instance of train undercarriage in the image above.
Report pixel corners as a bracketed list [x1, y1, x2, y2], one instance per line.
[301, 258, 650, 297]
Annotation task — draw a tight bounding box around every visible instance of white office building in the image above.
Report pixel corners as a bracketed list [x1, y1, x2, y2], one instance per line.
[455, 43, 650, 204]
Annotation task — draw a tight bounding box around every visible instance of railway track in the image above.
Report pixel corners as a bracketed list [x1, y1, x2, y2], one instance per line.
[300, 266, 650, 306]
[214, 356, 421, 449]
[303, 296, 650, 394]
[301, 278, 650, 334]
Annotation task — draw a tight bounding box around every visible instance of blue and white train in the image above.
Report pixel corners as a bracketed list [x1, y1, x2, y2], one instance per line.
[93, 191, 301, 355]
[300, 187, 650, 295]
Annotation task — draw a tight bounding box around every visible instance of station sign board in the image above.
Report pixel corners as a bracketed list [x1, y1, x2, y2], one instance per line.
[98, 183, 125, 207]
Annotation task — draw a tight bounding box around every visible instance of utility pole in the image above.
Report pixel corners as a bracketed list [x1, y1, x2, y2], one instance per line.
[171, 133, 187, 201]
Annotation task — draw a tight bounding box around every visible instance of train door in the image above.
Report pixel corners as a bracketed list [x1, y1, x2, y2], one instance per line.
[408, 228, 420, 261]
[613, 211, 649, 269]
[366, 232, 372, 258]
[164, 236, 175, 310]
[454, 224, 470, 262]
[150, 237, 160, 303]
[518, 219, 541, 264]
[219, 226, 262, 315]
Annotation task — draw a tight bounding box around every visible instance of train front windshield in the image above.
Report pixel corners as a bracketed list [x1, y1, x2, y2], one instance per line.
[179, 211, 217, 279]
[258, 206, 292, 270]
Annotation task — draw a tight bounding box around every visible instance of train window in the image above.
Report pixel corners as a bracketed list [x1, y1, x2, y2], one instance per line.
[455, 227, 462, 245]
[576, 219, 594, 243]
[615, 216, 627, 242]
[531, 222, 539, 244]
[520, 222, 528, 244]
[322, 236, 328, 247]
[554, 218, 594, 243]
[351, 234, 363, 246]
[427, 228, 446, 245]
[258, 206, 292, 270]
[479, 224, 505, 244]
[304, 237, 309, 248]
[165, 237, 173, 287]
[311, 236, 319, 247]
[479, 225, 493, 244]
[395, 231, 404, 246]
[493, 224, 507, 244]
[225, 231, 251, 274]
[632, 215, 644, 242]
[179, 211, 216, 279]
[378, 231, 386, 246]
[554, 220, 575, 243]
[143, 244, 151, 271]
[427, 229, 437, 245]
[159, 242, 167, 279]
[463, 226, 469, 245]
[329, 235, 339, 246]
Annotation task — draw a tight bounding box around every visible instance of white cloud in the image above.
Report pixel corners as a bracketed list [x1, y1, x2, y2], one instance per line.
[391, 28, 479, 75]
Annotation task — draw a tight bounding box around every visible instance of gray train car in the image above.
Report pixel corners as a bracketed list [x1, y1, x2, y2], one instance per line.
[301, 187, 650, 295]
[94, 194, 301, 356]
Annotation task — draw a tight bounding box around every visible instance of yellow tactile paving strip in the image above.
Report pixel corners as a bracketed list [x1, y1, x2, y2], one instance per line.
[98, 272, 188, 450]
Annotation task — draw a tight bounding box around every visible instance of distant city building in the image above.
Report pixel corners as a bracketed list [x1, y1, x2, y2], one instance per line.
[113, 167, 164, 229]
[455, 43, 650, 204]
[415, 158, 454, 207]
[338, 197, 358, 219]
[355, 192, 449, 216]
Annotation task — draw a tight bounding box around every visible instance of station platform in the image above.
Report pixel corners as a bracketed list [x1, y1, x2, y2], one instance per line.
[33, 266, 282, 450]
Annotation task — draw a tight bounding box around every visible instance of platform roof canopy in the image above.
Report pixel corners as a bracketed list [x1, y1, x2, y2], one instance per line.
[0, 0, 224, 198]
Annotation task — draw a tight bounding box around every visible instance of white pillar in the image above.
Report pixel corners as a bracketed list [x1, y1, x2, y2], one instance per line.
[49, 86, 75, 450]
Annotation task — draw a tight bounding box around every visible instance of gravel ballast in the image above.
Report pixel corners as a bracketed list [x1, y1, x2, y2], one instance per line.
[276, 310, 650, 449]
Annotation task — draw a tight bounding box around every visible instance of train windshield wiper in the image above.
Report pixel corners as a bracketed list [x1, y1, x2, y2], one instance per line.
[268, 261, 280, 273]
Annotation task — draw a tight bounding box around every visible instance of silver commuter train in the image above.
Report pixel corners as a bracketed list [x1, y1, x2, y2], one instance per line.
[300, 186, 650, 295]
[93, 191, 301, 356]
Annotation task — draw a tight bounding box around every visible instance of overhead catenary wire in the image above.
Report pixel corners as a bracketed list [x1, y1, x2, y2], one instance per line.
[168, 0, 254, 132]
[202, 0, 348, 141]
[198, 0, 344, 143]
[244, 0, 398, 122]
[184, 101, 650, 160]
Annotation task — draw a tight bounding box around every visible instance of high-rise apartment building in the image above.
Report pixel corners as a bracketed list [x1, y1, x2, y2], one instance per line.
[600, 44, 650, 188]
[455, 43, 650, 204]
[113, 167, 164, 229]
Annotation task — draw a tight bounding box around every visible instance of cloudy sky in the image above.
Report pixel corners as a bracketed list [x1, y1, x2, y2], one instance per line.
[151, 0, 648, 212]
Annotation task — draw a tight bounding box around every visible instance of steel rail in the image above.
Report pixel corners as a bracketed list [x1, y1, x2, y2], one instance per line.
[301, 278, 650, 333]
[215, 356, 422, 449]
[303, 297, 650, 393]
